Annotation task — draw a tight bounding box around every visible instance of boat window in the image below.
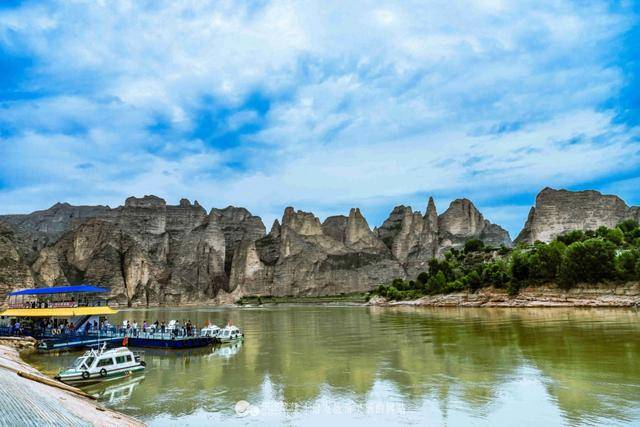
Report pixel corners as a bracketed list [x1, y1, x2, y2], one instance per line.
[115, 355, 127, 364]
[85, 357, 95, 368]
[97, 358, 114, 367]
[127, 355, 133, 362]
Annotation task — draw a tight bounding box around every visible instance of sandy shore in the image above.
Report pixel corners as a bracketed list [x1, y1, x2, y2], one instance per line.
[0, 340, 144, 427]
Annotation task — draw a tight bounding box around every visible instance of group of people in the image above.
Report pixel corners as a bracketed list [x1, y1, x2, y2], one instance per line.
[2, 316, 215, 338]
[118, 319, 199, 337]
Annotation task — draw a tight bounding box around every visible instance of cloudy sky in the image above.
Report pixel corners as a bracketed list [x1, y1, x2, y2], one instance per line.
[0, 0, 638, 237]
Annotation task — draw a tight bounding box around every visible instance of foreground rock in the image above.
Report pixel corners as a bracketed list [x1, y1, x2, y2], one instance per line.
[516, 188, 640, 244]
[0, 344, 144, 426]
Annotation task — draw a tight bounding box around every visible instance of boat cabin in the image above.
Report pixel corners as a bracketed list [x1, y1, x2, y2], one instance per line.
[0, 285, 117, 336]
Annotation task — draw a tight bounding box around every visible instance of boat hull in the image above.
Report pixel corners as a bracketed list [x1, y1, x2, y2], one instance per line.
[127, 336, 215, 348]
[56, 364, 145, 386]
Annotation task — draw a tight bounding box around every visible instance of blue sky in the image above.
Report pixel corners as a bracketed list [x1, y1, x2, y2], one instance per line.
[0, 0, 639, 238]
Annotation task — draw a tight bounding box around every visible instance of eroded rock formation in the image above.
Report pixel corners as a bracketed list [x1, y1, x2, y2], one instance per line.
[0, 222, 35, 298]
[0, 203, 111, 254]
[375, 198, 440, 276]
[27, 197, 228, 306]
[1, 186, 637, 304]
[376, 197, 510, 276]
[438, 198, 512, 251]
[515, 188, 640, 244]
[228, 207, 404, 298]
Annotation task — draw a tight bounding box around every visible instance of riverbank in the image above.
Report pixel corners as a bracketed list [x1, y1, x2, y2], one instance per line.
[0, 340, 144, 426]
[368, 283, 640, 307]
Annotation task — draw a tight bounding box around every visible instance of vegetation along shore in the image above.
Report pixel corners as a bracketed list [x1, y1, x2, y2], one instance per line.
[369, 220, 640, 306]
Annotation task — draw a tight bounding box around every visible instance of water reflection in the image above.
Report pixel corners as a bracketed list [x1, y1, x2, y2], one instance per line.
[84, 376, 145, 405]
[26, 307, 640, 426]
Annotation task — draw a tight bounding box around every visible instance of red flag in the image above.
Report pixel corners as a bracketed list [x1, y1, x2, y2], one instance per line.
[123, 336, 129, 346]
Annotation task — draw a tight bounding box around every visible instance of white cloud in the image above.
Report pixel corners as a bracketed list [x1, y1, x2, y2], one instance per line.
[0, 0, 638, 238]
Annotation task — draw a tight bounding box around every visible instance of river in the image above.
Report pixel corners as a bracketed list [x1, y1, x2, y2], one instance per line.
[25, 306, 640, 426]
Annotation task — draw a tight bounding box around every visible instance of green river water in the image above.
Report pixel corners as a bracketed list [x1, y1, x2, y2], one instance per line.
[25, 306, 640, 426]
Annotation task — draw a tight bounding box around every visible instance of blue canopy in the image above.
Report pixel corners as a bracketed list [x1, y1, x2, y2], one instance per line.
[8, 285, 108, 296]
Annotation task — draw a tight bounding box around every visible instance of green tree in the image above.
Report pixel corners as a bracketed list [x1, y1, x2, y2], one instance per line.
[617, 219, 639, 234]
[558, 238, 617, 288]
[416, 272, 429, 285]
[464, 270, 482, 292]
[528, 241, 566, 282]
[510, 250, 531, 282]
[386, 286, 400, 300]
[616, 249, 639, 281]
[426, 271, 446, 294]
[556, 230, 585, 245]
[481, 260, 510, 287]
[464, 239, 484, 253]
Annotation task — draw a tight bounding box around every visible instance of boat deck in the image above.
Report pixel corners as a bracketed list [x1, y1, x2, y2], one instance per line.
[34, 330, 216, 351]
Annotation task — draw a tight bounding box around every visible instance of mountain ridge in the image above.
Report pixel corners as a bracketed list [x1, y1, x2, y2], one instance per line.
[1, 187, 638, 305]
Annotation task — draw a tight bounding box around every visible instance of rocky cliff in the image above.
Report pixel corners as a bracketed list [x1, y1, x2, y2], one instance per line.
[25, 196, 229, 306]
[0, 203, 111, 255]
[515, 188, 640, 244]
[1, 186, 638, 305]
[375, 198, 439, 276]
[0, 222, 35, 299]
[376, 197, 511, 276]
[438, 198, 512, 251]
[228, 207, 404, 298]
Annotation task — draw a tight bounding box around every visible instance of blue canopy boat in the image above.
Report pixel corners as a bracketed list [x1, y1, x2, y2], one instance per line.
[1, 285, 217, 351]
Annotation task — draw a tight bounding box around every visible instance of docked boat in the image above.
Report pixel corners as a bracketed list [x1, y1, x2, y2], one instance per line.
[217, 325, 244, 343]
[200, 324, 221, 338]
[55, 344, 145, 385]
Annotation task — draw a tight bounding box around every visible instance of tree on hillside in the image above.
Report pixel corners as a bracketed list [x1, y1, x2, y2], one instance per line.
[559, 238, 616, 288]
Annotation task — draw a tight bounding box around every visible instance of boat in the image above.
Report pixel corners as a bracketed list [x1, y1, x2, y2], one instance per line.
[55, 344, 145, 385]
[0, 286, 216, 350]
[217, 325, 244, 343]
[200, 324, 221, 338]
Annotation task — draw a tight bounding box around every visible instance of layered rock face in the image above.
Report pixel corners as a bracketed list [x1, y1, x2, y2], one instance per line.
[228, 207, 404, 297]
[515, 188, 640, 244]
[0, 203, 111, 253]
[0, 222, 35, 299]
[375, 198, 439, 276]
[29, 197, 228, 306]
[209, 206, 266, 277]
[2, 186, 637, 304]
[438, 198, 512, 251]
[376, 197, 510, 276]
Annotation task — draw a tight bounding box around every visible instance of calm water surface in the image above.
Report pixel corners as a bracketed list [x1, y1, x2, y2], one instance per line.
[26, 306, 640, 426]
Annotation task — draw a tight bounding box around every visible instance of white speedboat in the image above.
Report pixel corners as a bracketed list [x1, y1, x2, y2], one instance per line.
[200, 324, 221, 338]
[217, 325, 244, 343]
[55, 344, 145, 385]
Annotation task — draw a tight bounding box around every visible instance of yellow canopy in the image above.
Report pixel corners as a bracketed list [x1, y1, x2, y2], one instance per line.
[0, 307, 118, 317]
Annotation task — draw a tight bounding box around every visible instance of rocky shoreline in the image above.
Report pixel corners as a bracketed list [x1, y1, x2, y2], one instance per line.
[0, 339, 144, 426]
[368, 283, 640, 308]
